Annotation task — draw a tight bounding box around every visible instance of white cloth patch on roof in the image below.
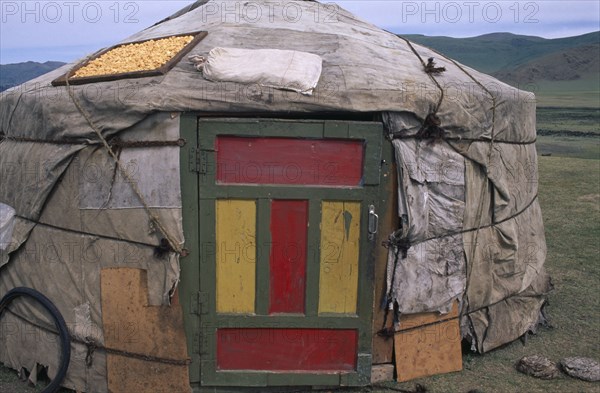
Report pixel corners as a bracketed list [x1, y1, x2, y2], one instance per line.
[0, 203, 16, 251]
[200, 47, 323, 95]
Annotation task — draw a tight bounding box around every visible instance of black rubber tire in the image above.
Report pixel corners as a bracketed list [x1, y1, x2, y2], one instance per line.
[0, 287, 71, 393]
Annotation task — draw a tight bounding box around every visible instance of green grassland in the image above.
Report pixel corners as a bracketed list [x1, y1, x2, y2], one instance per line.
[537, 107, 600, 135]
[534, 75, 600, 109]
[536, 135, 599, 160]
[536, 107, 600, 161]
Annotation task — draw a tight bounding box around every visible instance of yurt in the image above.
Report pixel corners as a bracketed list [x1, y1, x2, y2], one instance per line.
[0, 1, 551, 392]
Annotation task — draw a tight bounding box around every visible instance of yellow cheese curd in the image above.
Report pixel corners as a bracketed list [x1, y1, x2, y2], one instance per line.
[73, 35, 195, 78]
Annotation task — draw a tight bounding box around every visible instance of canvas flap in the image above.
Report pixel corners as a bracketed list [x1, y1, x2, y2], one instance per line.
[201, 47, 323, 95]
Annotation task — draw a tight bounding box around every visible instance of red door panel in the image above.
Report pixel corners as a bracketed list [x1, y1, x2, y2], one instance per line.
[217, 328, 358, 371]
[269, 200, 308, 314]
[216, 136, 364, 186]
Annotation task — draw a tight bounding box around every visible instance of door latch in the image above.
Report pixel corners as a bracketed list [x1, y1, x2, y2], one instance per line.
[368, 205, 379, 241]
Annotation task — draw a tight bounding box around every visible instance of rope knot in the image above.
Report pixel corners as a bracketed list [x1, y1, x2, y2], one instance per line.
[425, 57, 446, 74]
[385, 229, 411, 259]
[84, 336, 98, 368]
[416, 113, 446, 142]
[154, 238, 174, 258]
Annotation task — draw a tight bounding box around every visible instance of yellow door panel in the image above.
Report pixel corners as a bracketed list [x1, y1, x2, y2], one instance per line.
[216, 199, 256, 313]
[318, 201, 361, 314]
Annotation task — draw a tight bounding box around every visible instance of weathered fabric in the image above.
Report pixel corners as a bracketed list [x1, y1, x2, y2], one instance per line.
[0, 113, 182, 392]
[383, 109, 551, 352]
[0, 0, 549, 390]
[386, 138, 466, 314]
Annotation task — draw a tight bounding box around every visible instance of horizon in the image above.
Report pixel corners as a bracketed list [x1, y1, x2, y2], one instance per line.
[1, 1, 599, 64]
[2, 29, 600, 66]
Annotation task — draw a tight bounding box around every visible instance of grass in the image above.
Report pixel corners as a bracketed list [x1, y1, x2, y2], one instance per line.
[536, 107, 600, 160]
[536, 136, 599, 160]
[534, 76, 600, 109]
[537, 107, 600, 135]
[2, 110, 599, 393]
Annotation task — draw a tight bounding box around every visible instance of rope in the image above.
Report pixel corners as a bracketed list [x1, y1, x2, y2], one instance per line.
[440, 51, 499, 319]
[0, 135, 85, 145]
[0, 135, 186, 148]
[84, 336, 97, 367]
[398, 37, 445, 113]
[63, 68, 183, 255]
[78, 336, 191, 367]
[381, 194, 540, 331]
[108, 138, 186, 149]
[391, 134, 536, 145]
[377, 291, 550, 339]
[4, 308, 191, 367]
[385, 195, 539, 252]
[15, 214, 160, 250]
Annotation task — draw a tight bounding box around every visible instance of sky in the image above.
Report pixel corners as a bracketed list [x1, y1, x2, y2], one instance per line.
[1, 0, 599, 64]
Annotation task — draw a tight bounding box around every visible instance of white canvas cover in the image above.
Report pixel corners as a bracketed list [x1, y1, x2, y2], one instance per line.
[0, 0, 551, 390]
[201, 47, 323, 95]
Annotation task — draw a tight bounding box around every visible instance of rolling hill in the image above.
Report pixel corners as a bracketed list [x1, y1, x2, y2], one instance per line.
[404, 31, 600, 107]
[403, 31, 600, 74]
[0, 61, 66, 92]
[494, 43, 599, 83]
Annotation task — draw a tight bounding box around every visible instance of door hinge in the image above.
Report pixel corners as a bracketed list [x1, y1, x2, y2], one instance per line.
[189, 147, 208, 174]
[191, 291, 209, 315]
[192, 334, 201, 354]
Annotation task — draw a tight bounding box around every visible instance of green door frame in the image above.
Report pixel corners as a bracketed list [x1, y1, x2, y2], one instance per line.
[179, 116, 385, 391]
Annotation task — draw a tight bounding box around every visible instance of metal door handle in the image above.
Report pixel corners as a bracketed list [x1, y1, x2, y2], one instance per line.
[368, 205, 378, 240]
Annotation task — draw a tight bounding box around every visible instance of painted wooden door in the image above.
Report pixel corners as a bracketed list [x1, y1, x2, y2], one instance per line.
[180, 118, 383, 389]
